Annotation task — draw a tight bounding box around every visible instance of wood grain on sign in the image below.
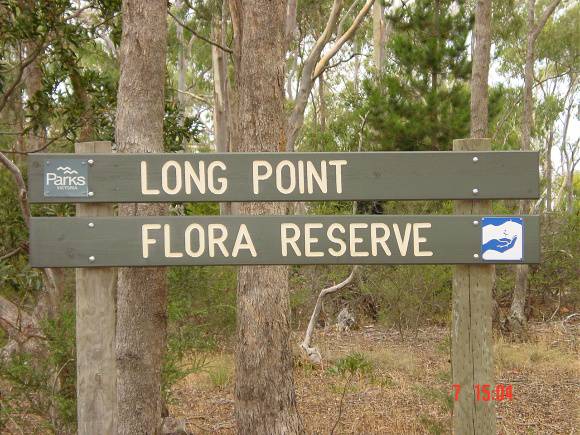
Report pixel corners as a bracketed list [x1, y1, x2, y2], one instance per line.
[28, 151, 540, 203]
[29, 215, 540, 267]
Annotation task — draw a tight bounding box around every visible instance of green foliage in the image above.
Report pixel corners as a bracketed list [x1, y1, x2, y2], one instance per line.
[327, 352, 373, 376]
[0, 310, 77, 433]
[207, 363, 233, 389]
[530, 212, 580, 310]
[365, 0, 472, 151]
[0, 171, 44, 313]
[163, 94, 204, 152]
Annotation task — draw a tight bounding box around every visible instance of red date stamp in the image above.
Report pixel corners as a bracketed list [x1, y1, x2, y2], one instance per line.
[452, 384, 513, 401]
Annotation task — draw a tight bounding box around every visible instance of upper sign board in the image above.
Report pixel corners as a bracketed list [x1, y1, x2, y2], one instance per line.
[29, 215, 540, 267]
[28, 152, 540, 203]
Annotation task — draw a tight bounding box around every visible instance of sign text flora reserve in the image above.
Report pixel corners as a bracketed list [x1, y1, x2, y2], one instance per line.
[29, 215, 540, 267]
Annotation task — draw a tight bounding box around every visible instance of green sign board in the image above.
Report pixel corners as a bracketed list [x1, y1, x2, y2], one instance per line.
[29, 215, 540, 267]
[28, 151, 540, 203]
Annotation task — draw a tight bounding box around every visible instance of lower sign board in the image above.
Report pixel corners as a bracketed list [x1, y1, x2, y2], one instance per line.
[29, 215, 540, 267]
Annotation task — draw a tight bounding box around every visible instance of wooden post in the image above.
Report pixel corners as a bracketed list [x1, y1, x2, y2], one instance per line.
[452, 138, 496, 434]
[75, 141, 116, 434]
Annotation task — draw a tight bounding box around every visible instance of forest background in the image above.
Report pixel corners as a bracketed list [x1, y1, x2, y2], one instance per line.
[0, 0, 578, 433]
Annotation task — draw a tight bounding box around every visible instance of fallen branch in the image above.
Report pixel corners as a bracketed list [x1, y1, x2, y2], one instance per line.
[300, 267, 358, 364]
[0, 245, 24, 262]
[299, 112, 369, 364]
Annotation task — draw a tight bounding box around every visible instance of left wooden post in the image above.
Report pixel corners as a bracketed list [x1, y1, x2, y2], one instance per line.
[75, 141, 116, 434]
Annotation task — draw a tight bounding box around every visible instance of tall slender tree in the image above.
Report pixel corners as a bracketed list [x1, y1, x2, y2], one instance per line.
[230, 0, 303, 432]
[451, 1, 496, 434]
[509, 0, 562, 339]
[114, 0, 169, 433]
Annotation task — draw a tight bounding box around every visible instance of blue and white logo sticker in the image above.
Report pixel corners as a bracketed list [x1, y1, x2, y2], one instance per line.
[481, 217, 523, 261]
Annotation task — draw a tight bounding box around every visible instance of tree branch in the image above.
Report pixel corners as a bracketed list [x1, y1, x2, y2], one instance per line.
[286, 0, 344, 151]
[323, 52, 363, 74]
[0, 39, 46, 114]
[313, 0, 375, 80]
[0, 245, 24, 262]
[172, 88, 213, 106]
[337, 0, 362, 37]
[531, 0, 562, 43]
[0, 130, 69, 155]
[168, 10, 233, 54]
[0, 153, 30, 229]
[300, 267, 358, 363]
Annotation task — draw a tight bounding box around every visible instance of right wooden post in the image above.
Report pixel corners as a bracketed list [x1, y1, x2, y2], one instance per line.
[452, 138, 496, 434]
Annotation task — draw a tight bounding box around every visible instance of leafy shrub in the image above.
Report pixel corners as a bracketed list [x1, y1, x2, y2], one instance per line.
[327, 352, 373, 377]
[0, 310, 77, 433]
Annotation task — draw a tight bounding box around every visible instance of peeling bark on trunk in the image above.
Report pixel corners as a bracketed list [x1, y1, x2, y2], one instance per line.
[114, 0, 168, 433]
[233, 0, 303, 432]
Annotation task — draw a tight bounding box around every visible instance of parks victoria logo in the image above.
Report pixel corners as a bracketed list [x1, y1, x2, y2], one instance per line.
[44, 159, 89, 197]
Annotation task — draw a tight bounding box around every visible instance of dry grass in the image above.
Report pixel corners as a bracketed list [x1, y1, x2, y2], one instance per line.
[170, 322, 579, 434]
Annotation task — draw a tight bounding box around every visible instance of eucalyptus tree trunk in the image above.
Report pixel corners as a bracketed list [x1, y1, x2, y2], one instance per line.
[232, 0, 303, 432]
[469, 0, 491, 139]
[545, 129, 553, 212]
[318, 75, 326, 131]
[114, 0, 168, 433]
[509, 1, 536, 341]
[175, 0, 186, 106]
[23, 42, 44, 152]
[24, 41, 68, 326]
[561, 94, 576, 214]
[508, 0, 561, 340]
[286, 0, 374, 152]
[213, 0, 231, 215]
[211, 3, 230, 155]
[372, 1, 385, 69]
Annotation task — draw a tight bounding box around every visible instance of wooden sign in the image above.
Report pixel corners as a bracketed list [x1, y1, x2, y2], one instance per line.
[28, 151, 540, 202]
[29, 215, 540, 267]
